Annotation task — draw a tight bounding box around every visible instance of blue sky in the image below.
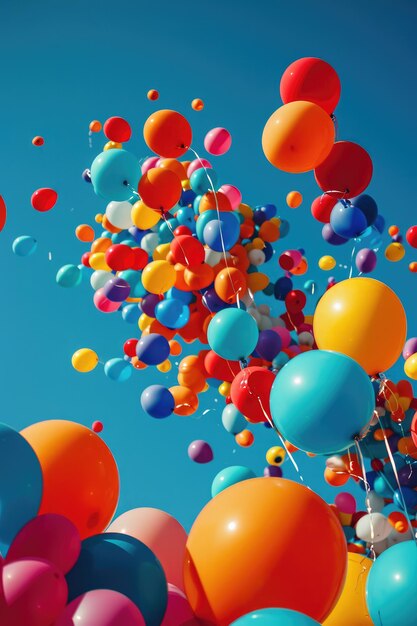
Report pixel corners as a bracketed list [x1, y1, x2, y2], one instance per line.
[1, 0, 417, 529]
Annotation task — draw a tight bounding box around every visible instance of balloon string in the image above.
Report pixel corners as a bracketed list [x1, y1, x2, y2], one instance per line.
[321, 189, 350, 201]
[376, 415, 417, 544]
[123, 181, 140, 199]
[88, 130, 93, 149]
[354, 438, 376, 561]
[188, 147, 240, 307]
[348, 241, 357, 279]
[331, 114, 339, 141]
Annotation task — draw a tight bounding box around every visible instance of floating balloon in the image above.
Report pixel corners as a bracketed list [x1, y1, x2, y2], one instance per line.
[188, 440, 213, 463]
[286, 191, 303, 208]
[280, 57, 341, 114]
[12, 235, 37, 256]
[32, 135, 45, 146]
[143, 110, 192, 158]
[319, 255, 336, 270]
[104, 358, 132, 382]
[31, 187, 58, 212]
[147, 89, 159, 101]
[136, 333, 170, 365]
[356, 512, 391, 543]
[72, 348, 99, 372]
[138, 168, 182, 213]
[323, 554, 373, 626]
[0, 195, 6, 231]
[104, 117, 132, 143]
[191, 98, 204, 111]
[56, 264, 82, 288]
[330, 201, 367, 238]
[315, 141, 373, 198]
[207, 308, 258, 361]
[351, 194, 378, 226]
[355, 248, 377, 273]
[161, 584, 199, 626]
[231, 608, 321, 626]
[385, 241, 405, 262]
[231, 366, 275, 423]
[211, 466, 256, 497]
[204, 127, 232, 156]
[55, 589, 146, 626]
[311, 194, 337, 223]
[141, 385, 175, 418]
[91, 150, 141, 201]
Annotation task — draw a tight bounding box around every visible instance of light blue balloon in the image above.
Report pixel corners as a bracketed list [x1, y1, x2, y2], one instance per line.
[270, 350, 375, 454]
[203, 212, 240, 251]
[207, 308, 259, 361]
[367, 541, 417, 626]
[122, 303, 141, 324]
[222, 404, 246, 434]
[56, 264, 82, 288]
[211, 466, 256, 497]
[176, 206, 196, 232]
[12, 235, 37, 257]
[166, 286, 194, 305]
[230, 608, 320, 626]
[196, 209, 217, 241]
[104, 358, 132, 382]
[190, 167, 218, 195]
[0, 423, 43, 555]
[155, 298, 190, 329]
[158, 218, 178, 243]
[91, 150, 141, 201]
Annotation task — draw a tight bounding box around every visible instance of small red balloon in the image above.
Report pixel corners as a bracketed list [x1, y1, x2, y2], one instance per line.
[32, 136, 44, 146]
[406, 226, 417, 249]
[0, 195, 6, 232]
[314, 141, 373, 199]
[280, 57, 341, 115]
[92, 421, 103, 433]
[81, 252, 91, 267]
[103, 116, 131, 143]
[31, 188, 58, 212]
[311, 194, 337, 223]
[124, 338, 138, 358]
[170, 235, 205, 266]
[230, 366, 276, 423]
[285, 289, 306, 313]
[174, 226, 193, 237]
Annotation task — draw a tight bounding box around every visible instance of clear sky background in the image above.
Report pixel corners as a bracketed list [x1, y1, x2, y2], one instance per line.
[1, 0, 417, 530]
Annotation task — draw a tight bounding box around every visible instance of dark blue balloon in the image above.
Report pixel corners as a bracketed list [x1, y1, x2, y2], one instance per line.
[136, 333, 170, 365]
[203, 212, 240, 251]
[394, 487, 417, 513]
[66, 533, 167, 626]
[202, 288, 228, 312]
[322, 222, 349, 245]
[253, 209, 267, 226]
[274, 276, 293, 300]
[179, 188, 197, 207]
[398, 464, 417, 488]
[263, 282, 274, 296]
[374, 214, 385, 233]
[141, 385, 175, 418]
[256, 204, 277, 219]
[351, 194, 378, 226]
[263, 241, 273, 262]
[128, 227, 151, 244]
[330, 201, 368, 239]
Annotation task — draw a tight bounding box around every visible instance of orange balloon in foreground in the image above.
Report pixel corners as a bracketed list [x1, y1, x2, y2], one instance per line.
[262, 101, 335, 173]
[184, 477, 347, 625]
[21, 420, 119, 539]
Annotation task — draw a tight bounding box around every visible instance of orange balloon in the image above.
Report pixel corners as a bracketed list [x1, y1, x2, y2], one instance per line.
[169, 385, 199, 416]
[20, 420, 119, 539]
[235, 430, 254, 447]
[214, 267, 247, 303]
[76, 224, 95, 242]
[184, 263, 214, 290]
[139, 168, 183, 213]
[101, 215, 122, 234]
[169, 339, 182, 356]
[184, 477, 347, 625]
[91, 237, 112, 253]
[147, 89, 159, 101]
[89, 120, 102, 132]
[158, 158, 187, 180]
[324, 467, 350, 486]
[258, 221, 279, 242]
[199, 192, 232, 213]
[191, 98, 204, 111]
[262, 101, 335, 173]
[143, 109, 192, 158]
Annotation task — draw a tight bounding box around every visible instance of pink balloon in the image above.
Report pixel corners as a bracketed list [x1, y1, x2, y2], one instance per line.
[54, 589, 145, 626]
[7, 514, 81, 574]
[271, 326, 291, 348]
[204, 127, 232, 156]
[93, 288, 122, 313]
[161, 584, 200, 626]
[141, 156, 159, 175]
[218, 184, 242, 210]
[186, 158, 212, 179]
[0, 558, 68, 626]
[107, 507, 187, 590]
[335, 492, 356, 514]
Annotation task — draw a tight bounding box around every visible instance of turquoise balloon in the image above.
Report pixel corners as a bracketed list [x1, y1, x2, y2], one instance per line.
[91, 150, 141, 201]
[155, 298, 190, 329]
[207, 308, 259, 361]
[211, 466, 256, 497]
[367, 541, 417, 626]
[270, 350, 375, 454]
[190, 167, 218, 195]
[104, 358, 132, 382]
[230, 608, 320, 626]
[56, 264, 82, 288]
[221, 404, 246, 434]
[196, 209, 217, 241]
[12, 235, 37, 257]
[0, 423, 43, 555]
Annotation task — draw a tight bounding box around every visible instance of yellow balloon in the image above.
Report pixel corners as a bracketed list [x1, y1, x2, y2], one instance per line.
[72, 348, 99, 373]
[141, 260, 176, 294]
[266, 446, 286, 466]
[138, 313, 154, 331]
[238, 203, 253, 219]
[313, 277, 407, 375]
[157, 359, 172, 373]
[324, 553, 373, 626]
[153, 243, 170, 261]
[131, 201, 160, 230]
[385, 242, 405, 262]
[103, 141, 122, 150]
[89, 252, 111, 271]
[218, 381, 231, 397]
[319, 255, 336, 271]
[404, 353, 417, 380]
[247, 272, 269, 293]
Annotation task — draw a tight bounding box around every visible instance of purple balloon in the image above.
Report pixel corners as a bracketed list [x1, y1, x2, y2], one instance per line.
[263, 465, 282, 478]
[202, 288, 227, 313]
[398, 464, 417, 488]
[188, 440, 213, 464]
[256, 330, 282, 361]
[403, 337, 417, 360]
[102, 277, 131, 302]
[392, 233, 403, 243]
[322, 223, 348, 246]
[355, 248, 377, 274]
[141, 294, 162, 317]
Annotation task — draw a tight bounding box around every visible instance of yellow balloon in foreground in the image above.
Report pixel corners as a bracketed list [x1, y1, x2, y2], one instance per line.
[324, 553, 373, 626]
[72, 348, 99, 373]
[405, 353, 417, 380]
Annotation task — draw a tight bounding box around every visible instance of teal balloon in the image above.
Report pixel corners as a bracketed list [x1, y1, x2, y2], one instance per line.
[12, 235, 37, 257]
[221, 404, 246, 434]
[367, 541, 417, 626]
[0, 423, 43, 555]
[190, 167, 218, 195]
[211, 466, 256, 497]
[207, 308, 259, 361]
[56, 264, 82, 288]
[230, 608, 320, 626]
[66, 532, 167, 626]
[91, 150, 141, 201]
[196, 209, 217, 241]
[270, 350, 375, 454]
[104, 358, 132, 382]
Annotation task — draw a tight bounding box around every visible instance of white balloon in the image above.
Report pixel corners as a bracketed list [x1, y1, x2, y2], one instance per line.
[106, 201, 133, 230]
[326, 456, 346, 471]
[90, 270, 112, 291]
[270, 316, 285, 328]
[248, 249, 265, 266]
[205, 248, 223, 267]
[298, 331, 314, 347]
[356, 512, 391, 543]
[366, 491, 385, 513]
[258, 304, 270, 316]
[141, 233, 159, 255]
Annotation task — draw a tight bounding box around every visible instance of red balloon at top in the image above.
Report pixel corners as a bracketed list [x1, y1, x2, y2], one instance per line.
[406, 226, 417, 248]
[143, 110, 192, 158]
[314, 141, 373, 199]
[31, 188, 58, 212]
[103, 116, 132, 143]
[280, 57, 341, 115]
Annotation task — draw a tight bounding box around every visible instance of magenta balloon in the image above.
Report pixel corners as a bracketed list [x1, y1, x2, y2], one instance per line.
[141, 157, 159, 175]
[54, 589, 145, 626]
[271, 326, 291, 349]
[204, 127, 232, 156]
[219, 184, 242, 210]
[186, 158, 212, 178]
[93, 288, 122, 313]
[403, 337, 417, 360]
[161, 584, 199, 626]
[7, 514, 81, 574]
[334, 492, 356, 514]
[106, 507, 187, 590]
[0, 558, 68, 626]
[188, 440, 213, 463]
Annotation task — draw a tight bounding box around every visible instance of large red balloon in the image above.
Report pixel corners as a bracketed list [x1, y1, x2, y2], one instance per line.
[314, 141, 373, 199]
[311, 194, 337, 223]
[103, 116, 132, 143]
[0, 195, 6, 232]
[31, 188, 58, 212]
[230, 366, 275, 423]
[138, 168, 182, 213]
[143, 110, 192, 158]
[171, 235, 205, 266]
[280, 57, 341, 115]
[204, 351, 241, 383]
